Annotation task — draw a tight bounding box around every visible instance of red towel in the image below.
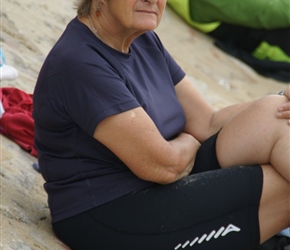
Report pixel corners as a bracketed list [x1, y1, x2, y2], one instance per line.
[0, 87, 37, 157]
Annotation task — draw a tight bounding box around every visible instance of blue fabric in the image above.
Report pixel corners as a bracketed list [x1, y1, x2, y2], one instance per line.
[0, 48, 6, 66]
[33, 17, 186, 223]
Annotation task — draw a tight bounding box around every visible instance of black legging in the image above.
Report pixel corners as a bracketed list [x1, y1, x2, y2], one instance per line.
[53, 133, 263, 250]
[53, 166, 262, 250]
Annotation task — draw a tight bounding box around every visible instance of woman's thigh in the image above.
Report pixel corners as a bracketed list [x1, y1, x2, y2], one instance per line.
[216, 95, 288, 169]
[53, 165, 263, 250]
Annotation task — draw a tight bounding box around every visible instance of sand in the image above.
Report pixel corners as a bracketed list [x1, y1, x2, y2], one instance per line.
[0, 0, 288, 249]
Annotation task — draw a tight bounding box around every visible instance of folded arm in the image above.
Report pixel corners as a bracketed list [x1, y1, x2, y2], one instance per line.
[175, 76, 253, 141]
[93, 107, 200, 184]
[175, 76, 290, 142]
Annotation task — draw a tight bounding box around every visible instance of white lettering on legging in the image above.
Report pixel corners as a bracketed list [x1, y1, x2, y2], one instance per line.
[174, 224, 241, 249]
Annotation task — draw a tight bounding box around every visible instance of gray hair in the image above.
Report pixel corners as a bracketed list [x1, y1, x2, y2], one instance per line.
[74, 0, 93, 17]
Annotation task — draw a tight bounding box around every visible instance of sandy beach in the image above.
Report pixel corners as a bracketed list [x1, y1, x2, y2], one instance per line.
[1, 0, 288, 249]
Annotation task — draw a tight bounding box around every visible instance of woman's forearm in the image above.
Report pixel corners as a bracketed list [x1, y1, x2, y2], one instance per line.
[208, 101, 254, 137]
[165, 132, 201, 183]
[209, 87, 290, 136]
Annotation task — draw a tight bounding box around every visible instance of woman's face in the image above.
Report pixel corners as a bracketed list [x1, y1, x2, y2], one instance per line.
[103, 0, 167, 33]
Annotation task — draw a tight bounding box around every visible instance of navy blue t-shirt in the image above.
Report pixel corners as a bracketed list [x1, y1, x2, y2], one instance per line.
[33, 17, 186, 223]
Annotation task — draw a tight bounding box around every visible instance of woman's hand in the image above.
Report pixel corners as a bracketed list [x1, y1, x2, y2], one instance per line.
[168, 132, 201, 181]
[276, 86, 290, 124]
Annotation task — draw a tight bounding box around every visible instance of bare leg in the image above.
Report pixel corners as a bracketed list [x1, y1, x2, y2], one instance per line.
[216, 95, 290, 182]
[215, 95, 290, 242]
[258, 164, 290, 243]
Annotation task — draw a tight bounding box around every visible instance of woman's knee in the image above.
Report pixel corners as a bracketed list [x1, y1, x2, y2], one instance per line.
[254, 94, 288, 114]
[216, 94, 289, 168]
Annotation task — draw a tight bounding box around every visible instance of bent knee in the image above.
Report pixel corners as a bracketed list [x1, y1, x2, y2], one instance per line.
[255, 95, 288, 113]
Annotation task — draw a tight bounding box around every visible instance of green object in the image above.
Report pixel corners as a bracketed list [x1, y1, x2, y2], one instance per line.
[167, 0, 290, 65]
[167, 0, 290, 30]
[253, 42, 290, 63]
[167, 0, 220, 33]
